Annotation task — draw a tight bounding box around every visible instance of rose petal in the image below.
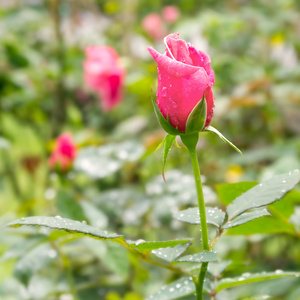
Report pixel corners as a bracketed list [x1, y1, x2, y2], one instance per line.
[204, 87, 215, 127]
[148, 47, 201, 77]
[188, 46, 215, 86]
[155, 61, 208, 132]
[165, 34, 193, 65]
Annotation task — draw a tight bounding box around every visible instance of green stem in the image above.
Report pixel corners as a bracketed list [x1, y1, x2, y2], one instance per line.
[189, 148, 209, 251]
[181, 133, 210, 300]
[49, 0, 67, 137]
[51, 241, 79, 300]
[189, 148, 210, 300]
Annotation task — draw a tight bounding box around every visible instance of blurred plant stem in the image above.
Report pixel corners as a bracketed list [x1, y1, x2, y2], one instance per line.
[2, 150, 24, 202]
[181, 134, 209, 300]
[49, 0, 67, 138]
[51, 241, 79, 300]
[121, 0, 137, 58]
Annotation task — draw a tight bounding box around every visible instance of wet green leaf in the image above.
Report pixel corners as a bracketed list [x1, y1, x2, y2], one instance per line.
[13, 243, 55, 286]
[216, 182, 257, 205]
[74, 141, 144, 179]
[174, 207, 225, 227]
[151, 241, 192, 262]
[127, 239, 194, 253]
[227, 170, 300, 219]
[145, 277, 196, 300]
[176, 250, 218, 263]
[8, 216, 124, 243]
[223, 208, 271, 229]
[215, 271, 300, 292]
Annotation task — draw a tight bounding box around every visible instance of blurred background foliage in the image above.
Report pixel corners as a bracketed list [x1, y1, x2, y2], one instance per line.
[0, 0, 300, 299]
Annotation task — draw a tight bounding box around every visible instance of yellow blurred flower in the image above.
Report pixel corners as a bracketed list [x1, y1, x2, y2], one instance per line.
[225, 165, 243, 183]
[271, 33, 284, 46]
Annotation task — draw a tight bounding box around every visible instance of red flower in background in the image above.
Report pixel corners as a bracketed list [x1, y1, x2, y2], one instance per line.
[84, 46, 125, 111]
[162, 6, 180, 23]
[142, 13, 166, 40]
[148, 33, 215, 133]
[142, 6, 180, 40]
[49, 133, 77, 171]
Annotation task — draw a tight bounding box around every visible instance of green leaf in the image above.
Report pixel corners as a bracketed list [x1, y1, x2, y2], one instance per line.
[226, 216, 295, 235]
[8, 216, 125, 243]
[207, 260, 232, 277]
[127, 239, 193, 253]
[174, 207, 225, 227]
[185, 94, 207, 134]
[161, 134, 177, 180]
[94, 242, 130, 277]
[176, 250, 218, 263]
[216, 182, 258, 205]
[80, 201, 108, 229]
[226, 170, 300, 220]
[240, 296, 273, 300]
[74, 141, 144, 179]
[215, 271, 300, 293]
[14, 243, 55, 286]
[205, 125, 242, 155]
[145, 277, 196, 300]
[1, 234, 46, 262]
[225, 191, 300, 235]
[222, 208, 271, 229]
[151, 241, 192, 262]
[56, 190, 85, 221]
[152, 97, 182, 135]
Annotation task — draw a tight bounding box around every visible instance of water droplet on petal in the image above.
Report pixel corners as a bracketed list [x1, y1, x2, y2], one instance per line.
[161, 87, 167, 97]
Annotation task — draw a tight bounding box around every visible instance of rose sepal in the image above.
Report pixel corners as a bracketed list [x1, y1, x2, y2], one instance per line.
[181, 133, 199, 151]
[185, 94, 207, 135]
[152, 97, 182, 135]
[204, 125, 243, 155]
[156, 134, 178, 181]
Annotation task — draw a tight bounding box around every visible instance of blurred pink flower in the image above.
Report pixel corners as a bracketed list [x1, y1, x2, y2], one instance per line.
[49, 133, 77, 171]
[162, 6, 180, 23]
[84, 46, 125, 111]
[142, 13, 166, 40]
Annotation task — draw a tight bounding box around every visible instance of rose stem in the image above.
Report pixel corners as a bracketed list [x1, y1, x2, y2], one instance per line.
[181, 134, 210, 300]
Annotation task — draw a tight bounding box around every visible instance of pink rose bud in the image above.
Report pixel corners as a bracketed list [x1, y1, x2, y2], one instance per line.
[49, 133, 77, 171]
[142, 13, 166, 40]
[84, 46, 125, 111]
[162, 6, 180, 24]
[148, 32, 215, 133]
